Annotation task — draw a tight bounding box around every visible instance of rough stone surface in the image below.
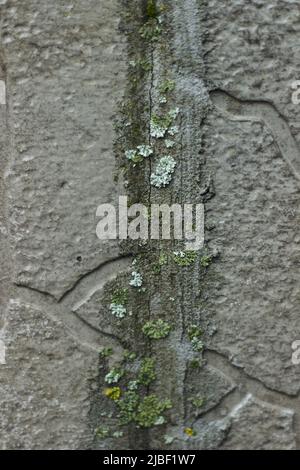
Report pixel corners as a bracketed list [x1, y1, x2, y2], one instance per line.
[0, 0, 300, 450]
[221, 394, 296, 450]
[0, 299, 99, 450]
[2, 0, 126, 300]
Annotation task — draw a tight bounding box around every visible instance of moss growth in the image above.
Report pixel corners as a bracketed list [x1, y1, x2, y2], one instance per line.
[190, 358, 203, 369]
[123, 350, 137, 362]
[151, 113, 173, 130]
[138, 59, 152, 72]
[99, 347, 113, 358]
[111, 288, 128, 305]
[95, 426, 124, 439]
[137, 357, 156, 386]
[200, 255, 213, 268]
[139, 20, 161, 41]
[173, 251, 197, 267]
[188, 325, 204, 352]
[187, 325, 203, 341]
[142, 319, 171, 339]
[152, 253, 168, 275]
[159, 79, 175, 94]
[95, 426, 110, 439]
[147, 0, 158, 18]
[190, 395, 206, 409]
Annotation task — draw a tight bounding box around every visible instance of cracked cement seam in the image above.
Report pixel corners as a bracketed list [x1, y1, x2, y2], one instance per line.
[210, 89, 300, 182]
[13, 256, 132, 359]
[204, 349, 300, 448]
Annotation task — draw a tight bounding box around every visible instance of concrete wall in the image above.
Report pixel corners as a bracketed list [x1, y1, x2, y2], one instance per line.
[0, 0, 299, 450]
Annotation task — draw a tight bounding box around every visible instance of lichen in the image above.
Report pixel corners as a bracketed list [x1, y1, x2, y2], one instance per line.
[184, 427, 197, 438]
[150, 156, 176, 188]
[129, 271, 143, 287]
[164, 435, 175, 445]
[110, 303, 127, 319]
[104, 387, 122, 401]
[142, 319, 171, 339]
[165, 139, 176, 148]
[135, 395, 172, 428]
[110, 288, 128, 318]
[168, 125, 179, 136]
[105, 368, 124, 384]
[125, 145, 153, 163]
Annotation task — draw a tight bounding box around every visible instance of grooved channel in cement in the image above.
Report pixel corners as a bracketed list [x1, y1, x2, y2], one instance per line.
[210, 90, 300, 181]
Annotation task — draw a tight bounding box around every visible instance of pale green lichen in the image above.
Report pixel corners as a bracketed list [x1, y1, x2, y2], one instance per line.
[125, 145, 153, 163]
[142, 319, 171, 339]
[165, 139, 176, 148]
[158, 95, 167, 104]
[150, 156, 176, 187]
[150, 119, 167, 138]
[168, 125, 179, 136]
[110, 303, 127, 319]
[129, 271, 143, 287]
[105, 367, 124, 384]
[150, 109, 180, 139]
[164, 435, 175, 445]
[135, 395, 172, 428]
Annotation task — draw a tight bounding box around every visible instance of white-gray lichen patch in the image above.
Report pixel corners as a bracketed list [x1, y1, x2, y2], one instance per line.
[110, 303, 127, 319]
[129, 271, 143, 287]
[150, 156, 176, 188]
[125, 145, 153, 163]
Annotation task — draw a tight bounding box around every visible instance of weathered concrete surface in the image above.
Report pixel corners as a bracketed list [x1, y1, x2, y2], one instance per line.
[203, 0, 300, 396]
[2, 0, 126, 300]
[0, 299, 99, 449]
[0, 0, 300, 450]
[221, 394, 296, 450]
[0, 0, 127, 450]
